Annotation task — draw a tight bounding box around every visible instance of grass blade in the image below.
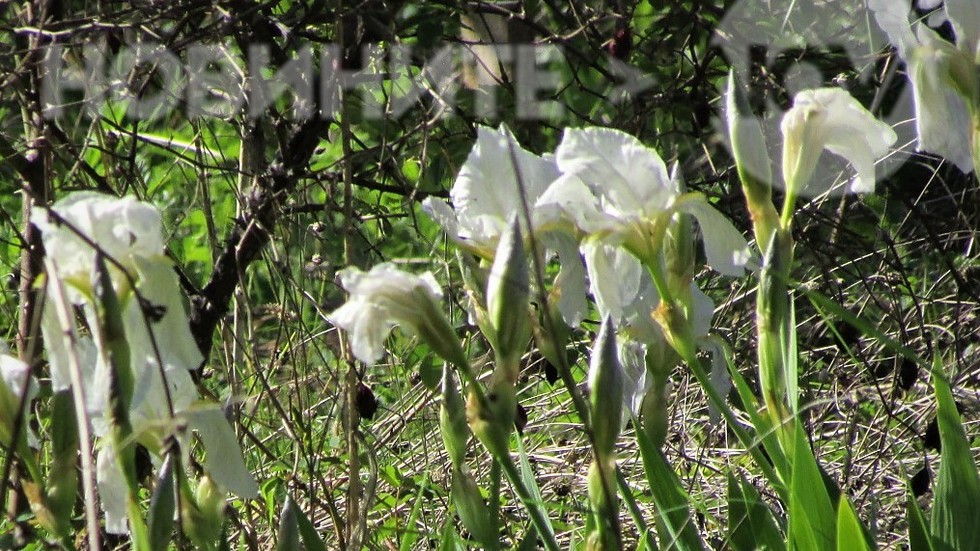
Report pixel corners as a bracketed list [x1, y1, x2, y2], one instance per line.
[930, 364, 980, 550]
[906, 491, 933, 551]
[727, 472, 784, 551]
[836, 497, 871, 551]
[635, 423, 705, 550]
[787, 425, 835, 551]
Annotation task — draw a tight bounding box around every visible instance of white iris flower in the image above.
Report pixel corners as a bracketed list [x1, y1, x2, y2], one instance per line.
[33, 192, 257, 534]
[544, 127, 752, 277]
[422, 125, 588, 326]
[870, 0, 977, 173]
[327, 263, 464, 366]
[781, 88, 898, 194]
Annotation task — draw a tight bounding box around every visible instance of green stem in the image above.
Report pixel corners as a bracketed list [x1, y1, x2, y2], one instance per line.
[617, 467, 657, 550]
[645, 262, 788, 500]
[494, 452, 560, 551]
[779, 189, 798, 229]
[489, 459, 502, 543]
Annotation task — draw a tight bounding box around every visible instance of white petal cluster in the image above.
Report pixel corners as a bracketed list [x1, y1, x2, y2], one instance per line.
[422, 125, 559, 253]
[422, 125, 587, 326]
[33, 192, 257, 534]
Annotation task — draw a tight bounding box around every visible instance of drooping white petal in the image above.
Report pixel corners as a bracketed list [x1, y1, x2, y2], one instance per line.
[781, 88, 897, 193]
[622, 274, 664, 347]
[618, 338, 650, 419]
[128, 359, 196, 431]
[690, 284, 715, 339]
[701, 338, 732, 424]
[545, 231, 589, 327]
[420, 197, 461, 241]
[96, 445, 130, 535]
[0, 348, 39, 447]
[535, 174, 612, 234]
[910, 28, 975, 171]
[581, 240, 641, 324]
[128, 256, 205, 373]
[0, 354, 36, 405]
[677, 199, 753, 276]
[328, 299, 397, 365]
[182, 406, 259, 498]
[41, 289, 74, 392]
[870, 0, 976, 173]
[944, 0, 980, 57]
[869, 0, 918, 58]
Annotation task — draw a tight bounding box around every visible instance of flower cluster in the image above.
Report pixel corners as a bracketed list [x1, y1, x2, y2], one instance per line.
[324, 125, 754, 434]
[330, 101, 898, 426]
[33, 192, 257, 534]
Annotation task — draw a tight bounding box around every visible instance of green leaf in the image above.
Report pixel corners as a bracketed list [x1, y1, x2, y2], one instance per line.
[787, 425, 836, 551]
[399, 476, 429, 551]
[147, 454, 176, 551]
[515, 436, 555, 539]
[618, 466, 660, 551]
[906, 491, 934, 551]
[277, 496, 301, 551]
[836, 497, 871, 551]
[635, 424, 706, 551]
[292, 496, 328, 551]
[930, 366, 980, 551]
[450, 467, 498, 550]
[437, 521, 464, 551]
[727, 473, 784, 551]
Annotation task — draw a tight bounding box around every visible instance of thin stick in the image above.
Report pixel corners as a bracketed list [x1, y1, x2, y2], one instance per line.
[44, 261, 103, 550]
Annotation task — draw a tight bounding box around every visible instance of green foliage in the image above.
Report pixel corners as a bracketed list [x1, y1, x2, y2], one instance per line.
[727, 473, 784, 551]
[636, 423, 704, 550]
[930, 364, 980, 551]
[787, 425, 837, 550]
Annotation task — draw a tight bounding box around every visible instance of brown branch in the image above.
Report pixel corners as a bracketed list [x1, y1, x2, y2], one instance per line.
[188, 118, 329, 364]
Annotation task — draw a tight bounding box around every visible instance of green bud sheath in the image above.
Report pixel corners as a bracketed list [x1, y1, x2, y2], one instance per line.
[486, 216, 531, 380]
[46, 391, 79, 536]
[467, 372, 517, 460]
[181, 472, 225, 550]
[588, 317, 623, 462]
[587, 459, 620, 551]
[726, 71, 778, 252]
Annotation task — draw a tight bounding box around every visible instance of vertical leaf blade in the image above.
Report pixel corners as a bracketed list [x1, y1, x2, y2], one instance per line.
[727, 473, 784, 551]
[147, 454, 176, 551]
[930, 369, 980, 550]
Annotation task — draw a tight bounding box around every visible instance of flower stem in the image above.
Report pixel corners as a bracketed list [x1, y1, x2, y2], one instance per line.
[494, 450, 560, 551]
